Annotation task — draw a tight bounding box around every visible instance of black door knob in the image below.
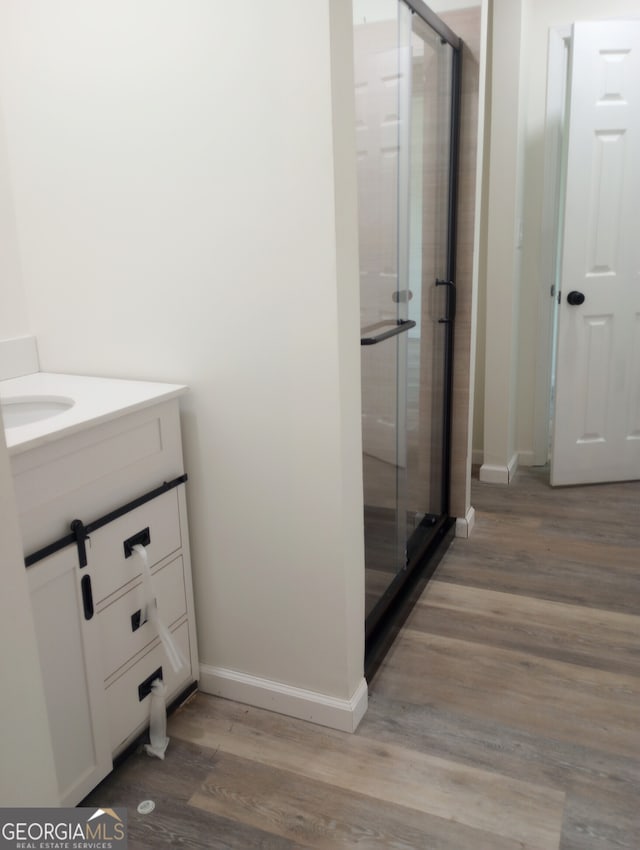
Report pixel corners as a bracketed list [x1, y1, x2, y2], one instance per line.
[567, 290, 585, 306]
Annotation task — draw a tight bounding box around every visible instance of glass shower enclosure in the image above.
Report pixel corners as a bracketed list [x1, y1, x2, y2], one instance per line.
[354, 0, 461, 671]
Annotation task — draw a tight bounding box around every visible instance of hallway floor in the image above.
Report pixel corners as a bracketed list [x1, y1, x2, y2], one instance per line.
[84, 467, 640, 849]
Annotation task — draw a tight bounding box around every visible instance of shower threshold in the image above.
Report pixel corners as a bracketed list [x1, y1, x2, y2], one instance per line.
[364, 512, 455, 681]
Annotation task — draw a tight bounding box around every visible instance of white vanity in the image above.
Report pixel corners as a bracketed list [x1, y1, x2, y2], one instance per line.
[1, 366, 199, 806]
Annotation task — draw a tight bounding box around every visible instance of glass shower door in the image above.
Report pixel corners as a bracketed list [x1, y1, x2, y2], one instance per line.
[355, 0, 459, 636]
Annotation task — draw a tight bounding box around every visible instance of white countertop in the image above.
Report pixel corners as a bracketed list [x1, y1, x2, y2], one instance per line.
[0, 372, 187, 455]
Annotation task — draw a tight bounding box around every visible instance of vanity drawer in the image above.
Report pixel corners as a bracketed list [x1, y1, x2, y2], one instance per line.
[97, 555, 187, 679]
[89, 488, 182, 603]
[106, 620, 191, 754]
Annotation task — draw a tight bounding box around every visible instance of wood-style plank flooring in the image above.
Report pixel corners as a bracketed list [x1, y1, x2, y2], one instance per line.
[84, 467, 640, 849]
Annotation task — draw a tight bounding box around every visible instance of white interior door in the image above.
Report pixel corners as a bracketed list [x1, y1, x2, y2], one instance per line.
[551, 20, 640, 486]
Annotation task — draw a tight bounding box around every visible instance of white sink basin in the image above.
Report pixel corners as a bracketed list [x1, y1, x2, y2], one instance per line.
[1, 395, 75, 428]
[0, 372, 187, 454]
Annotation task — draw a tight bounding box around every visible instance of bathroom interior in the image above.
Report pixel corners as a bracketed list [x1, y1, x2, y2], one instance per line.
[4, 0, 640, 811]
[0, 0, 489, 806]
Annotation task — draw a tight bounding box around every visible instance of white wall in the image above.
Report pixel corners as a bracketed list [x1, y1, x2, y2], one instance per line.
[0, 93, 29, 338]
[0, 430, 58, 804]
[329, 0, 367, 693]
[476, 0, 640, 474]
[352, 0, 481, 24]
[478, 0, 529, 482]
[0, 0, 365, 715]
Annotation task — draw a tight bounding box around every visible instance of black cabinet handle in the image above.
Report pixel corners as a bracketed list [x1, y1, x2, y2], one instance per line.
[131, 608, 146, 632]
[123, 527, 151, 558]
[360, 319, 416, 346]
[138, 667, 163, 701]
[131, 603, 155, 632]
[81, 574, 94, 620]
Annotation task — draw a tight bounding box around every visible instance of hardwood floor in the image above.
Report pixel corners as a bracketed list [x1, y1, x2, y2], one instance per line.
[84, 467, 640, 849]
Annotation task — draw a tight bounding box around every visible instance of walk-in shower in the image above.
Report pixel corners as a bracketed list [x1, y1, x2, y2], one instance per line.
[354, 0, 461, 675]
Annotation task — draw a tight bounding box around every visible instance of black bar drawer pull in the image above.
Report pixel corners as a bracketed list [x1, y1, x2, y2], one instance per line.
[123, 527, 151, 558]
[138, 666, 163, 701]
[81, 574, 94, 620]
[360, 319, 416, 346]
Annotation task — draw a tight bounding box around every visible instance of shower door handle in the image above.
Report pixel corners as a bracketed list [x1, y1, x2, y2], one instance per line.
[436, 279, 456, 324]
[360, 319, 416, 346]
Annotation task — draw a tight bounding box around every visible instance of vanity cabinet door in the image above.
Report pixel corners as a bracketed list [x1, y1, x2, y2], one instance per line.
[28, 548, 112, 806]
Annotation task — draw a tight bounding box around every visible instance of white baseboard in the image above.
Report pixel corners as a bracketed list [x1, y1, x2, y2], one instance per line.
[455, 506, 476, 538]
[479, 464, 509, 484]
[199, 665, 368, 733]
[0, 335, 39, 381]
[518, 450, 536, 467]
[479, 453, 519, 484]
